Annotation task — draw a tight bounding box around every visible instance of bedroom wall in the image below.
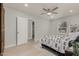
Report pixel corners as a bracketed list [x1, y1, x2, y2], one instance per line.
[4, 7, 30, 48]
[51, 14, 79, 35]
[35, 19, 51, 42]
[4, 6, 50, 48]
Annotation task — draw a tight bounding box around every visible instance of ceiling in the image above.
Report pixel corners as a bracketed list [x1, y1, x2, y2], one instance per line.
[3, 3, 79, 20]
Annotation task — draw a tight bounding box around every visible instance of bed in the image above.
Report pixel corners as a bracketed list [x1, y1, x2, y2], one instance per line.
[40, 32, 79, 54]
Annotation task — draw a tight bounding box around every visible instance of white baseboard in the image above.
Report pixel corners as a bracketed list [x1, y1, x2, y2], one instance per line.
[5, 44, 16, 49]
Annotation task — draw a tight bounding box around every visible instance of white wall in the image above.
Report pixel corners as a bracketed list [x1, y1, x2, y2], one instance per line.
[35, 19, 51, 42]
[4, 6, 51, 48]
[51, 14, 79, 35]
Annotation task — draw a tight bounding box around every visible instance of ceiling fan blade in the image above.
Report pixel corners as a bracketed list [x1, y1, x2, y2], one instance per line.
[43, 8, 50, 12]
[52, 7, 58, 11]
[43, 8, 48, 11]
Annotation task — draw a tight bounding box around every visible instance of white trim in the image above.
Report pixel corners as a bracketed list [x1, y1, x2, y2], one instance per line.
[5, 44, 16, 49]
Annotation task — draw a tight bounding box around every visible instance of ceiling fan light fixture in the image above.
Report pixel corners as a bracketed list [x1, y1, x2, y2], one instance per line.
[47, 12, 52, 15]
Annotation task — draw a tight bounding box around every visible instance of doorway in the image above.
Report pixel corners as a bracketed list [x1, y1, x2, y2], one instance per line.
[16, 16, 28, 46]
[32, 21, 35, 41]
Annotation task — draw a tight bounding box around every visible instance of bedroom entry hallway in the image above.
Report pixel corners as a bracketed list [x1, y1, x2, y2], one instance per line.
[16, 16, 35, 46]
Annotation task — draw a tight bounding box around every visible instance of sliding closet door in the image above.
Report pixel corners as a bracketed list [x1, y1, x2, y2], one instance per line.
[17, 16, 28, 45]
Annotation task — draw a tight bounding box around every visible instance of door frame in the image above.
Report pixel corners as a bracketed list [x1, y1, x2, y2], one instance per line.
[32, 21, 35, 40]
[0, 3, 5, 56]
[16, 16, 28, 46]
[16, 17, 18, 46]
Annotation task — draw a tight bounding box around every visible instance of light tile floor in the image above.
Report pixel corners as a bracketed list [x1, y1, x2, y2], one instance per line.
[3, 41, 56, 56]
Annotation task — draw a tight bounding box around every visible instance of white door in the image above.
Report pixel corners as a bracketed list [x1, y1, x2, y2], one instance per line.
[17, 16, 28, 45]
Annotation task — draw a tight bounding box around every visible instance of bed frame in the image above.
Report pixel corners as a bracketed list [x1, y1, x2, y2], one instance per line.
[41, 44, 65, 56]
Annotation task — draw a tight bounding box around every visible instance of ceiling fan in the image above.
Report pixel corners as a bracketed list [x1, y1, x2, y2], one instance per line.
[40, 7, 58, 16]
